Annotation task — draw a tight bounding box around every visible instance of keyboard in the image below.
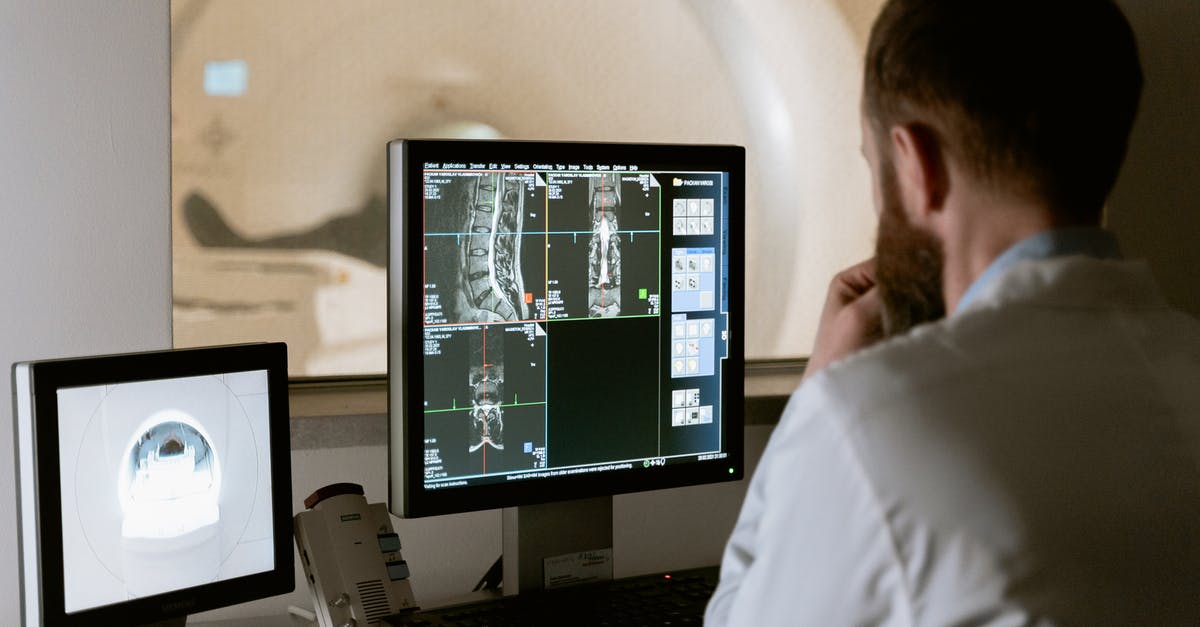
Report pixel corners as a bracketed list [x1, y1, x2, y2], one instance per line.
[383, 566, 718, 626]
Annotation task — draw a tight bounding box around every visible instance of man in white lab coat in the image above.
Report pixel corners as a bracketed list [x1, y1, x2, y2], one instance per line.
[707, 1, 1200, 625]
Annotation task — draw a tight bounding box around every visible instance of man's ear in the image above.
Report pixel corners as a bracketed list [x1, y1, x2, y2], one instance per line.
[889, 123, 949, 221]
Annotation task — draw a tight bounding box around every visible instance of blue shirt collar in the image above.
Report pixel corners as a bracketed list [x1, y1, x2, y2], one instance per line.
[956, 227, 1122, 312]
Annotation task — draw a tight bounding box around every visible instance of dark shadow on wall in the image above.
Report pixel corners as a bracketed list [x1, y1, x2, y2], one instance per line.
[183, 191, 387, 268]
[1107, 1, 1200, 317]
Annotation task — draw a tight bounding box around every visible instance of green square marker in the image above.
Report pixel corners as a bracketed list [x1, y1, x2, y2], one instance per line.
[638, 288, 648, 300]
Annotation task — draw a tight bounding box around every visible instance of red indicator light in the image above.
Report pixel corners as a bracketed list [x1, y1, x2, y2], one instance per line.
[664, 574, 672, 579]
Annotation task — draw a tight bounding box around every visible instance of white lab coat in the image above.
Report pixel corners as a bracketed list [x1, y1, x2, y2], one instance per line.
[707, 256, 1200, 626]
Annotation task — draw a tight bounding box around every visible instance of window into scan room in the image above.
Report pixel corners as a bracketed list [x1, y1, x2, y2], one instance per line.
[170, 0, 880, 377]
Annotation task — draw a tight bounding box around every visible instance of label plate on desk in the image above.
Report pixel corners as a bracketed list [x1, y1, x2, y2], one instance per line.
[543, 548, 613, 590]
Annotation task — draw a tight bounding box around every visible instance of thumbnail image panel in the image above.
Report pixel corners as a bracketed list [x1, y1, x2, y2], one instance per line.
[545, 173, 660, 319]
[424, 172, 547, 325]
[423, 322, 547, 478]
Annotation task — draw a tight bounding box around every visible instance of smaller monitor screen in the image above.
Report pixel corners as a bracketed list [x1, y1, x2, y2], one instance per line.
[56, 371, 275, 613]
[13, 342, 292, 625]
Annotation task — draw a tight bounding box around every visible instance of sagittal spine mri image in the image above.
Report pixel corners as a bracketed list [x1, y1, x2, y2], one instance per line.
[423, 172, 546, 325]
[461, 173, 528, 321]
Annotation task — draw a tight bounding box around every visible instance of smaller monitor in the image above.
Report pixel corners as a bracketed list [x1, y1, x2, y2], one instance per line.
[12, 343, 294, 626]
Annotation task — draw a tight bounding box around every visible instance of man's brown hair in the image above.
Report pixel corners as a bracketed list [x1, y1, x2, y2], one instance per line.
[864, 0, 1143, 224]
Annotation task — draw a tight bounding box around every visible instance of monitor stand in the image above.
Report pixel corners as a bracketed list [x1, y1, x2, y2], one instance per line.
[501, 495, 613, 596]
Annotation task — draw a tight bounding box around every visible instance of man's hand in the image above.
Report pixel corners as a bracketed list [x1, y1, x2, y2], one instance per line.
[805, 259, 885, 381]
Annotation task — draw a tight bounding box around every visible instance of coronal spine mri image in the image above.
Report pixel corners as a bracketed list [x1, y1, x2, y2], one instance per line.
[459, 173, 529, 322]
[469, 325, 505, 452]
[544, 172, 659, 319]
[588, 173, 622, 317]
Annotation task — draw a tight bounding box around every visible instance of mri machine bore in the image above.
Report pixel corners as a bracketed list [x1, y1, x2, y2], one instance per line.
[118, 411, 223, 597]
[170, 1, 876, 375]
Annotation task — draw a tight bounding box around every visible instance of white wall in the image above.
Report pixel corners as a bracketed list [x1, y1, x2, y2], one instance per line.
[0, 1, 171, 624]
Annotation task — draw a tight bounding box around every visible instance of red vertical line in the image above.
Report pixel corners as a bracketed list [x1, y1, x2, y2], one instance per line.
[482, 326, 487, 474]
[482, 326, 487, 402]
[600, 174, 606, 308]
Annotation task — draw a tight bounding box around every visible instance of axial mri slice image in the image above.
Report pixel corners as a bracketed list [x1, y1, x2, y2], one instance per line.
[423, 322, 547, 477]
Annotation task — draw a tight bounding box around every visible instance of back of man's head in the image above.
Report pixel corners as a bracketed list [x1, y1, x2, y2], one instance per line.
[864, 0, 1142, 225]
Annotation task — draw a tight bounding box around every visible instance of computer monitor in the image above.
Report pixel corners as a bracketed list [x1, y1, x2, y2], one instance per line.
[388, 140, 744, 593]
[12, 342, 294, 626]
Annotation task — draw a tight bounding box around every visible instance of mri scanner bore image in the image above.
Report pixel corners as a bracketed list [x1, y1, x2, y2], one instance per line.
[56, 373, 274, 613]
[424, 172, 548, 325]
[122, 417, 220, 530]
[119, 413, 223, 598]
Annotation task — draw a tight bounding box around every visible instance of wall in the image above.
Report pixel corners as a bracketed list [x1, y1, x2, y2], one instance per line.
[1108, 0, 1200, 317]
[0, 1, 171, 624]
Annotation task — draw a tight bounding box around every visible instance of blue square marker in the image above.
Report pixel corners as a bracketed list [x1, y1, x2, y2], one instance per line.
[204, 60, 248, 97]
[523, 441, 533, 453]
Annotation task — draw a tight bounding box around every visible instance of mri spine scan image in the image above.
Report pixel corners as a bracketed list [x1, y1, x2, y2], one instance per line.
[458, 173, 529, 322]
[468, 325, 505, 452]
[587, 173, 622, 317]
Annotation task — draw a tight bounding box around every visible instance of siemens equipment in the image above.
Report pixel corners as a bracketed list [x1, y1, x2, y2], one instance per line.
[388, 140, 744, 594]
[12, 343, 294, 626]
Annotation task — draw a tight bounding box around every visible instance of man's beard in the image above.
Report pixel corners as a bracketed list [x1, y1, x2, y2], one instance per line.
[874, 158, 946, 337]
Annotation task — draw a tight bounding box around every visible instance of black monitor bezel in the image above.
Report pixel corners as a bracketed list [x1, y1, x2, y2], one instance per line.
[388, 139, 745, 518]
[14, 342, 294, 625]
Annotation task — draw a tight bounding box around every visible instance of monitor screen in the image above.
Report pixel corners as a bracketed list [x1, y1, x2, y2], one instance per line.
[13, 343, 293, 625]
[389, 140, 744, 517]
